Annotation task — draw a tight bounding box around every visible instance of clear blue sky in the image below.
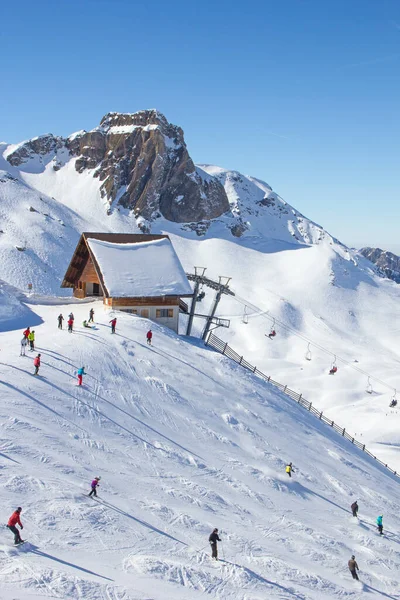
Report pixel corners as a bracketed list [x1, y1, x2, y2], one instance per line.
[2, 0, 399, 252]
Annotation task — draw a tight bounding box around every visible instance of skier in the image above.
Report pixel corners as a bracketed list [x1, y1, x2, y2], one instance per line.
[209, 528, 221, 560]
[28, 330, 35, 351]
[110, 317, 117, 334]
[33, 353, 41, 376]
[88, 308, 94, 323]
[348, 555, 359, 580]
[23, 327, 30, 340]
[88, 476, 101, 497]
[7, 507, 24, 545]
[351, 501, 359, 518]
[58, 314, 64, 329]
[67, 317, 73, 333]
[77, 366, 86, 386]
[146, 329, 153, 345]
[82, 320, 90, 328]
[376, 515, 383, 535]
[69, 312, 74, 322]
[20, 335, 28, 356]
[286, 462, 294, 477]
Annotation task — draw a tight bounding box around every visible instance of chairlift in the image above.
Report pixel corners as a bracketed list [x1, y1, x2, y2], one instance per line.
[329, 356, 338, 375]
[197, 286, 206, 302]
[366, 377, 373, 394]
[305, 343, 312, 361]
[389, 390, 397, 408]
[242, 305, 249, 325]
[267, 318, 276, 339]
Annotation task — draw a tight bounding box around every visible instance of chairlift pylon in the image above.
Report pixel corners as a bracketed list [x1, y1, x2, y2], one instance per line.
[305, 343, 312, 361]
[366, 377, 373, 394]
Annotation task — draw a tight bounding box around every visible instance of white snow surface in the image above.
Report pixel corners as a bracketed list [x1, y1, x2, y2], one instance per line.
[0, 299, 400, 600]
[87, 237, 192, 297]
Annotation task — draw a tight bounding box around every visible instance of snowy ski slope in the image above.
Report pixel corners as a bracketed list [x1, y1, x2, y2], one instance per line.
[1, 300, 400, 599]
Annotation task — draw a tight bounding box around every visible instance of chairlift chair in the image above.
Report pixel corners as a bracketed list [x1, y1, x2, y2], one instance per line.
[242, 306, 249, 325]
[366, 377, 373, 394]
[267, 318, 276, 339]
[390, 390, 397, 408]
[329, 356, 337, 375]
[305, 343, 312, 361]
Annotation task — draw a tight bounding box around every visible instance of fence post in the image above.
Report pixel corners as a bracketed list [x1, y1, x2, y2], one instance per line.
[267, 376, 270, 382]
[223, 342, 228, 354]
[239, 356, 243, 365]
[253, 366, 257, 373]
[342, 429, 345, 436]
[283, 385, 287, 392]
[298, 394, 302, 401]
[362, 444, 365, 450]
[319, 412, 323, 419]
[308, 403, 312, 411]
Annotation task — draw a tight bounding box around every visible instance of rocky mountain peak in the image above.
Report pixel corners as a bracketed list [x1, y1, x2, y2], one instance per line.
[67, 110, 229, 226]
[359, 247, 400, 284]
[6, 134, 64, 166]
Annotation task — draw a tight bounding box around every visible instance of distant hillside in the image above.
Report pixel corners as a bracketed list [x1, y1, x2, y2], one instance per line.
[359, 247, 400, 284]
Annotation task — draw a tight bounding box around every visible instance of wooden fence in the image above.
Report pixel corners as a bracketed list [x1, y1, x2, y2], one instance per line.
[205, 333, 398, 479]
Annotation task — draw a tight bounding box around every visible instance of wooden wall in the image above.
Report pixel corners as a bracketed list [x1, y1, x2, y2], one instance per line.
[106, 296, 181, 307]
[80, 258, 100, 284]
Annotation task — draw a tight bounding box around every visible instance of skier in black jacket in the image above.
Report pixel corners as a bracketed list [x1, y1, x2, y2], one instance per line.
[209, 528, 221, 560]
[351, 501, 359, 518]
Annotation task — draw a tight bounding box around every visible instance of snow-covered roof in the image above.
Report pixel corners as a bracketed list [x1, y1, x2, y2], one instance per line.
[86, 237, 192, 298]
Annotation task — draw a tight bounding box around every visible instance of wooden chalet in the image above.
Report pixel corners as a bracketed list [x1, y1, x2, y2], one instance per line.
[61, 233, 193, 332]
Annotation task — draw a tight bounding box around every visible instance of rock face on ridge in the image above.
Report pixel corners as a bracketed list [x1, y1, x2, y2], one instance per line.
[360, 247, 400, 284]
[6, 110, 229, 225]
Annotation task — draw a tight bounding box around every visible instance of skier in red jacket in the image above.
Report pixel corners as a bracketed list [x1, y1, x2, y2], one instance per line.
[7, 507, 24, 544]
[33, 354, 41, 376]
[110, 318, 117, 333]
[146, 329, 153, 345]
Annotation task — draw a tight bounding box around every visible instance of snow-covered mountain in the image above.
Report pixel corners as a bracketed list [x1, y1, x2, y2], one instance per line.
[1, 300, 400, 600]
[1, 109, 399, 476]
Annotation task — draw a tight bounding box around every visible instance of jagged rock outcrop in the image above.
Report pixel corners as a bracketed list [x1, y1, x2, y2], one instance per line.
[6, 134, 65, 167]
[5, 111, 230, 225]
[360, 247, 400, 284]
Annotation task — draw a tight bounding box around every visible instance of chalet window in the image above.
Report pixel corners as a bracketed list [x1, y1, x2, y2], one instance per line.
[156, 308, 174, 318]
[93, 283, 100, 296]
[78, 281, 83, 290]
[141, 309, 149, 318]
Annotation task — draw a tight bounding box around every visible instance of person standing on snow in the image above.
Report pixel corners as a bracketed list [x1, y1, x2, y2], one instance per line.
[146, 329, 152, 345]
[7, 507, 24, 545]
[20, 335, 28, 356]
[33, 353, 41, 376]
[351, 501, 359, 518]
[77, 366, 86, 386]
[110, 318, 117, 334]
[23, 327, 30, 340]
[88, 308, 94, 323]
[376, 515, 383, 535]
[348, 555, 359, 580]
[69, 312, 74, 322]
[88, 476, 101, 497]
[67, 317, 73, 333]
[286, 462, 294, 477]
[58, 314, 64, 329]
[209, 528, 221, 560]
[28, 330, 35, 351]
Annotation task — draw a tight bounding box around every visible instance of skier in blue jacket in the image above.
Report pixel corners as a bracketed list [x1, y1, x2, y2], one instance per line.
[376, 515, 383, 535]
[77, 366, 86, 386]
